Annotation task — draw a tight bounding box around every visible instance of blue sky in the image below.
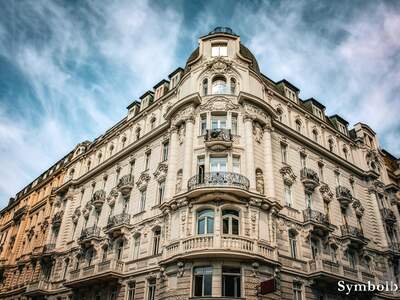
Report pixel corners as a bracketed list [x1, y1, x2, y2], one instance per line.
[0, 0, 400, 207]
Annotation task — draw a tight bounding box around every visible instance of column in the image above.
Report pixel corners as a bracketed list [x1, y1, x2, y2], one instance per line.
[244, 116, 256, 190]
[263, 126, 276, 199]
[182, 119, 194, 192]
[165, 126, 178, 200]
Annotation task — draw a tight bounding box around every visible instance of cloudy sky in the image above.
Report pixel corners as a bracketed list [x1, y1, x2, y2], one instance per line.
[0, 0, 399, 207]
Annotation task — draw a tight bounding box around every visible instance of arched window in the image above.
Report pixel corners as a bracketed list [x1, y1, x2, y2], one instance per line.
[212, 76, 227, 94]
[288, 230, 298, 259]
[109, 144, 114, 156]
[222, 209, 239, 235]
[152, 228, 161, 255]
[295, 119, 302, 132]
[133, 234, 141, 260]
[328, 138, 334, 152]
[97, 152, 102, 163]
[197, 209, 214, 234]
[230, 78, 236, 94]
[312, 129, 318, 142]
[116, 240, 124, 260]
[121, 136, 127, 148]
[330, 244, 338, 263]
[202, 78, 208, 96]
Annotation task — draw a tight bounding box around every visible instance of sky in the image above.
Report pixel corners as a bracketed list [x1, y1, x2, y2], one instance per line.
[0, 0, 399, 208]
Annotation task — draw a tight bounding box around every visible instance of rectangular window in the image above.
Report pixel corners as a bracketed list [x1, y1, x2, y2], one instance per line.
[193, 266, 212, 296]
[284, 184, 292, 207]
[211, 114, 227, 130]
[145, 151, 151, 170]
[210, 157, 227, 172]
[200, 114, 207, 135]
[232, 156, 240, 174]
[289, 232, 297, 259]
[293, 282, 303, 300]
[222, 267, 241, 297]
[147, 278, 156, 300]
[158, 181, 165, 204]
[162, 142, 169, 161]
[133, 237, 140, 260]
[140, 190, 146, 212]
[231, 114, 238, 135]
[127, 282, 136, 300]
[281, 144, 288, 163]
[348, 252, 356, 269]
[212, 44, 227, 57]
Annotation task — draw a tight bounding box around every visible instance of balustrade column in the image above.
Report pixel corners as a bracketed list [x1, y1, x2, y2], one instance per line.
[263, 126, 276, 199]
[165, 127, 179, 200]
[244, 116, 256, 190]
[182, 118, 194, 192]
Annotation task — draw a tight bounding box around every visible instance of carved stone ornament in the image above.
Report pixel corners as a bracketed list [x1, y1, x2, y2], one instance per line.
[352, 199, 365, 218]
[243, 102, 270, 124]
[253, 122, 263, 144]
[177, 125, 185, 145]
[153, 162, 168, 182]
[83, 201, 92, 219]
[72, 208, 81, 224]
[255, 169, 264, 194]
[136, 172, 151, 191]
[198, 96, 239, 112]
[319, 183, 334, 203]
[107, 187, 119, 207]
[279, 165, 296, 186]
[205, 57, 234, 74]
[171, 105, 195, 127]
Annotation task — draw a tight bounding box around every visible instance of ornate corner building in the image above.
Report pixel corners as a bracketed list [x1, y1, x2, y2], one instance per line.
[0, 27, 400, 300]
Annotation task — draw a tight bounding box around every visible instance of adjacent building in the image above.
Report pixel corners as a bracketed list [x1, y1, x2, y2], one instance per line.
[0, 27, 400, 300]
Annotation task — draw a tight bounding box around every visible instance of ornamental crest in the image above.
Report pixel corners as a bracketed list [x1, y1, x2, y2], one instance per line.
[319, 183, 334, 203]
[279, 165, 296, 186]
[136, 172, 151, 191]
[205, 57, 233, 74]
[199, 96, 239, 112]
[153, 162, 168, 182]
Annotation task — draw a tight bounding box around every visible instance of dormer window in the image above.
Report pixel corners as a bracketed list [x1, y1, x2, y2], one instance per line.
[337, 123, 347, 135]
[313, 106, 324, 119]
[211, 43, 227, 57]
[285, 88, 297, 102]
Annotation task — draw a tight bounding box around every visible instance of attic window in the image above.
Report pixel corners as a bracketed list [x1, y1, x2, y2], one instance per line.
[337, 123, 347, 135]
[212, 43, 227, 57]
[313, 106, 323, 119]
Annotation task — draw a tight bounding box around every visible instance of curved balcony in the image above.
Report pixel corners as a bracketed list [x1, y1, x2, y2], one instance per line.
[117, 174, 134, 197]
[303, 208, 334, 236]
[79, 225, 102, 245]
[188, 172, 250, 192]
[381, 207, 396, 225]
[340, 225, 368, 248]
[300, 168, 319, 193]
[204, 129, 233, 151]
[105, 212, 132, 238]
[92, 190, 106, 211]
[336, 186, 353, 209]
[163, 235, 277, 264]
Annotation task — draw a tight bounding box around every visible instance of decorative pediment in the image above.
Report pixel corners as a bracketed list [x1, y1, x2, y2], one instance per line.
[279, 165, 296, 186]
[205, 57, 234, 74]
[319, 184, 334, 203]
[136, 172, 151, 191]
[153, 162, 168, 182]
[199, 96, 239, 112]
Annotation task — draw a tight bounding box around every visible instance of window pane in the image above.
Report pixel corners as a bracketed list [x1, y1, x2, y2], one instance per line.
[198, 219, 205, 234]
[232, 219, 239, 235]
[220, 46, 227, 56]
[204, 274, 212, 296]
[207, 218, 214, 234]
[194, 276, 203, 296]
[223, 218, 229, 234]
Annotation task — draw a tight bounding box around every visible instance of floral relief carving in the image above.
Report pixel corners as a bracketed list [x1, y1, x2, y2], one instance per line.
[153, 162, 168, 182]
[107, 187, 119, 207]
[352, 199, 365, 218]
[199, 96, 239, 112]
[243, 103, 270, 124]
[253, 122, 263, 144]
[171, 105, 195, 127]
[279, 165, 296, 186]
[136, 172, 151, 191]
[205, 57, 234, 74]
[319, 183, 334, 203]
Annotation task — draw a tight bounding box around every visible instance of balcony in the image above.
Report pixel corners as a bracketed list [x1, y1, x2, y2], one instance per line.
[78, 226, 102, 245]
[381, 207, 397, 225]
[188, 172, 250, 192]
[117, 174, 134, 197]
[303, 208, 334, 236]
[105, 213, 132, 238]
[92, 190, 106, 211]
[300, 168, 319, 193]
[51, 211, 63, 229]
[308, 258, 376, 286]
[204, 129, 232, 151]
[13, 205, 27, 221]
[163, 235, 277, 264]
[340, 225, 368, 248]
[336, 186, 353, 209]
[65, 259, 124, 288]
[25, 280, 50, 296]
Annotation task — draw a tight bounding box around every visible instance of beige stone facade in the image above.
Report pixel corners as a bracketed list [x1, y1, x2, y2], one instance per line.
[1, 27, 400, 300]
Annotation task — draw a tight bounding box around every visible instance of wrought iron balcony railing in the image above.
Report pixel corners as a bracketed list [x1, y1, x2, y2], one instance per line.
[79, 225, 101, 241]
[340, 225, 364, 240]
[303, 208, 329, 225]
[187, 172, 250, 191]
[107, 212, 131, 229]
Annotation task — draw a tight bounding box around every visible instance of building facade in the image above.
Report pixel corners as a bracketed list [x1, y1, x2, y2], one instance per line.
[0, 27, 400, 300]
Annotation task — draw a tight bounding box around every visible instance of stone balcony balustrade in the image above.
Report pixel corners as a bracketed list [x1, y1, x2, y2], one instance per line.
[117, 174, 135, 197]
[66, 259, 124, 287]
[204, 128, 233, 151]
[336, 186, 353, 209]
[300, 168, 319, 193]
[187, 172, 250, 191]
[381, 207, 397, 225]
[163, 235, 277, 263]
[92, 190, 106, 211]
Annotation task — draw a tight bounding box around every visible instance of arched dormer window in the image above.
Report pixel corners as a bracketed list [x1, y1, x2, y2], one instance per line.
[202, 78, 208, 96]
[197, 209, 214, 234]
[212, 76, 227, 94]
[230, 78, 237, 94]
[222, 209, 239, 235]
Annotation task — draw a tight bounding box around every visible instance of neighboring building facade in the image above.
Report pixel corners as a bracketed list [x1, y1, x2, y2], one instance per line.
[0, 27, 400, 300]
